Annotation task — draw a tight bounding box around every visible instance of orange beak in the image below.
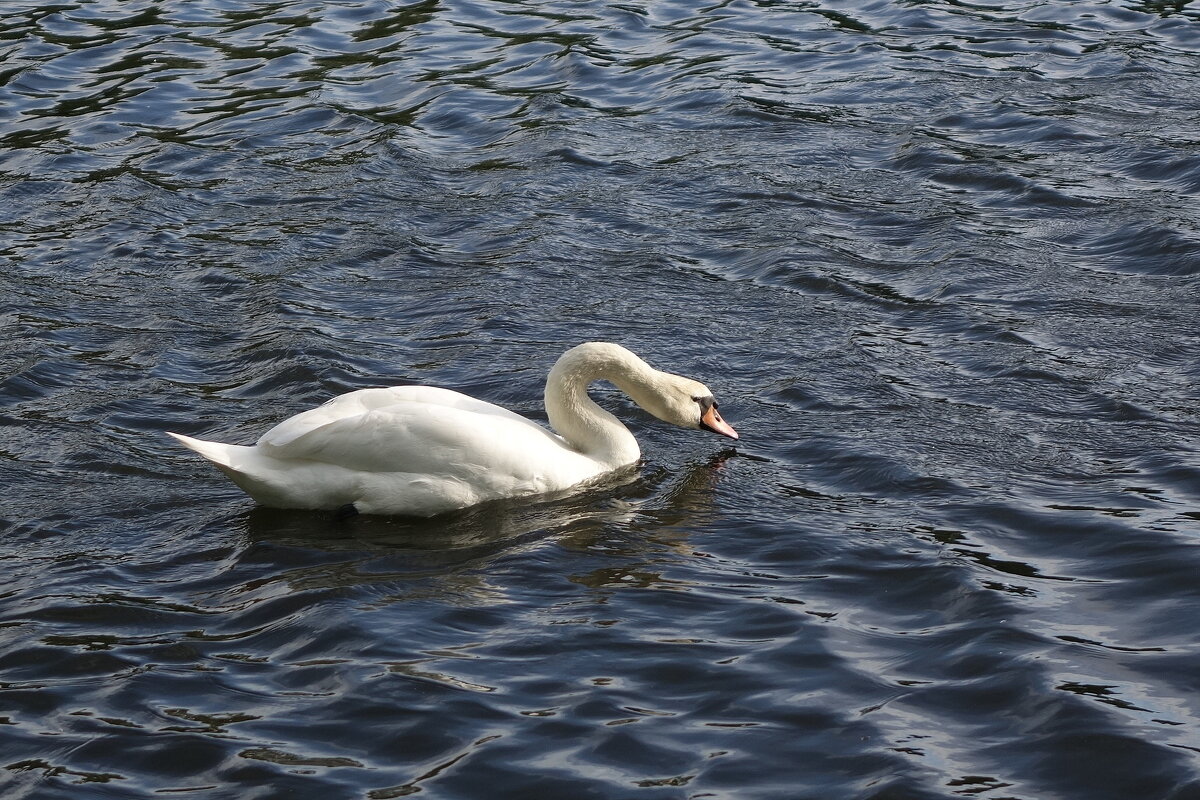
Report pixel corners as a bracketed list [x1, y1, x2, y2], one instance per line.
[701, 405, 739, 440]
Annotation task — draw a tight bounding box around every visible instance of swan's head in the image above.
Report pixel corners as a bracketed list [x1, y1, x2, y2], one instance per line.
[635, 374, 740, 440]
[550, 341, 739, 441]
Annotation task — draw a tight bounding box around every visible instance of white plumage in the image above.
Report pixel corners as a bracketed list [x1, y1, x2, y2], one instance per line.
[169, 342, 738, 516]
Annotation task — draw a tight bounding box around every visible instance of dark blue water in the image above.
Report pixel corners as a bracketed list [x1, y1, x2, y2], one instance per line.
[3, 0, 1200, 798]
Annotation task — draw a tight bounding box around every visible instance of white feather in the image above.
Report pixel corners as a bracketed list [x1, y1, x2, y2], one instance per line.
[169, 342, 736, 516]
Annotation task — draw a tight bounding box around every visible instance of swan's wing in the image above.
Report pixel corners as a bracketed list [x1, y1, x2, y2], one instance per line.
[258, 386, 549, 450]
[257, 390, 574, 478]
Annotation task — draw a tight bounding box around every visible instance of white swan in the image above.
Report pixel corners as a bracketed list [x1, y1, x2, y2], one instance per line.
[169, 342, 738, 517]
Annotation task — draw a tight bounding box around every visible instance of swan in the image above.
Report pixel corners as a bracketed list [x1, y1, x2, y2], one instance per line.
[169, 342, 738, 517]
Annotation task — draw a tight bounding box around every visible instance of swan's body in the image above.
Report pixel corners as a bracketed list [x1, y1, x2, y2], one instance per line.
[169, 342, 737, 517]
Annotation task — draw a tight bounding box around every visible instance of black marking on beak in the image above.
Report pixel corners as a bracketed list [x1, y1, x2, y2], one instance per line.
[697, 395, 737, 439]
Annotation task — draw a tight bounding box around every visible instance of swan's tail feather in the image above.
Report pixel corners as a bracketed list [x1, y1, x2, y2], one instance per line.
[169, 431, 293, 505]
[167, 432, 242, 469]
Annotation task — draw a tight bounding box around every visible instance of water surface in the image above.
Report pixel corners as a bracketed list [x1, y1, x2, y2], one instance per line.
[2, 1, 1200, 798]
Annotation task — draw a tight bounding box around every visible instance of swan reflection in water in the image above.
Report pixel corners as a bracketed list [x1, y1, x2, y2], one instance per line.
[233, 449, 739, 602]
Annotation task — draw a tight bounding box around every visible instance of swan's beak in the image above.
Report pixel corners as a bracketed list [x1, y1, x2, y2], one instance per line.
[701, 405, 739, 440]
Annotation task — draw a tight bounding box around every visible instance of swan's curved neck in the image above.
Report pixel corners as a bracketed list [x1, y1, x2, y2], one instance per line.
[544, 343, 660, 466]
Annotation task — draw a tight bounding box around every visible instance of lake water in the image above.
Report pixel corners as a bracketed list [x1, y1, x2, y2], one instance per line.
[2, 0, 1199, 798]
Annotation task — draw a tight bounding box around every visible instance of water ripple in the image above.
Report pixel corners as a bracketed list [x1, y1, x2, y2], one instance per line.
[2, 0, 1200, 798]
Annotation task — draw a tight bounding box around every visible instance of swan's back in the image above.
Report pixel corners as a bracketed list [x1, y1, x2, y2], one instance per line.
[258, 386, 551, 451]
[260, 387, 572, 473]
[174, 385, 607, 516]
